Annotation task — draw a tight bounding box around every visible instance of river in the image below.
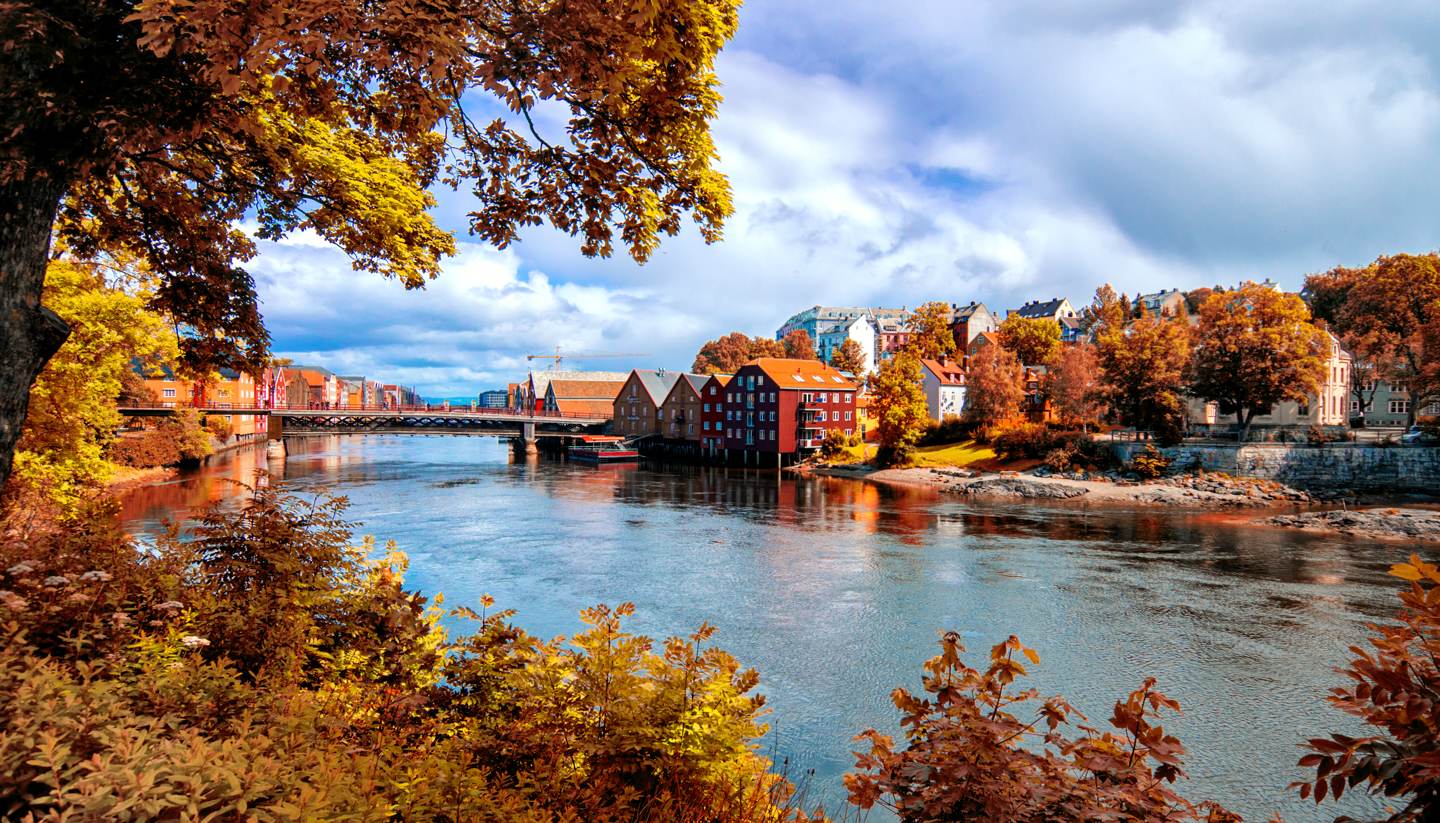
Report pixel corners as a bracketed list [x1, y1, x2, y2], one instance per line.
[120, 434, 1402, 820]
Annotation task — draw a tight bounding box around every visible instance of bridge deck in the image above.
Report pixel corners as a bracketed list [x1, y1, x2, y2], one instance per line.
[116, 404, 608, 426]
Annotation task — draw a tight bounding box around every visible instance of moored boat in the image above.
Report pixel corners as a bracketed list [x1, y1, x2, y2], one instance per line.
[568, 435, 639, 463]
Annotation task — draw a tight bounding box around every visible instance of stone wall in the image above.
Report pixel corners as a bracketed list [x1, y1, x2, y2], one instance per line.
[1111, 442, 1440, 492]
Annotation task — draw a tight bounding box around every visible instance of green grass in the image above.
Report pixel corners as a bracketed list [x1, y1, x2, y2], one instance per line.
[910, 439, 996, 468]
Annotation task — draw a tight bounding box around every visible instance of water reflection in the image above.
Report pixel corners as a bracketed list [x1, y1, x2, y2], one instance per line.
[121, 434, 1405, 819]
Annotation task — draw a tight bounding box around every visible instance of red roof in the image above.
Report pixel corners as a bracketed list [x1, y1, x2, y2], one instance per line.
[920, 358, 966, 386]
[747, 358, 858, 390]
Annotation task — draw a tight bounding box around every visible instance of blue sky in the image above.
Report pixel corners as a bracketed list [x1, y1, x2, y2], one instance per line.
[247, 0, 1440, 397]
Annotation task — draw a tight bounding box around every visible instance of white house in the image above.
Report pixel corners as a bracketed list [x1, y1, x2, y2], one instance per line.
[919, 357, 967, 421]
[817, 313, 880, 376]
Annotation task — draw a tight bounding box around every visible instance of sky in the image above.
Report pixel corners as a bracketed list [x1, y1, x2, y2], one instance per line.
[248, 0, 1440, 398]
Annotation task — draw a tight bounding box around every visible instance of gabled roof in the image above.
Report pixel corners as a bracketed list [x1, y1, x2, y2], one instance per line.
[547, 379, 626, 401]
[626, 369, 683, 403]
[701, 373, 733, 389]
[554, 398, 616, 417]
[969, 331, 998, 351]
[951, 301, 991, 321]
[920, 358, 966, 386]
[660, 373, 710, 406]
[531, 369, 629, 397]
[746, 358, 858, 390]
[1011, 298, 1072, 319]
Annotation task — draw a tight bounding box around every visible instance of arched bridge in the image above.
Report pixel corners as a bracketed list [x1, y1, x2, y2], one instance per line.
[117, 404, 609, 441]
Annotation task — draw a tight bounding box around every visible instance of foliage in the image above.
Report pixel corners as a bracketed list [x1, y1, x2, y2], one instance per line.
[918, 415, 974, 447]
[1190, 283, 1327, 443]
[1047, 343, 1104, 430]
[870, 351, 929, 467]
[990, 424, 1092, 463]
[107, 410, 212, 469]
[829, 338, 868, 376]
[0, 486, 814, 823]
[1305, 254, 1440, 424]
[693, 333, 787, 375]
[964, 343, 1026, 433]
[996, 315, 1062, 367]
[817, 431, 860, 461]
[1094, 288, 1192, 446]
[903, 301, 957, 361]
[782, 329, 819, 360]
[846, 631, 1237, 822]
[7, 260, 177, 514]
[1128, 444, 1172, 480]
[203, 414, 232, 440]
[1294, 554, 1440, 820]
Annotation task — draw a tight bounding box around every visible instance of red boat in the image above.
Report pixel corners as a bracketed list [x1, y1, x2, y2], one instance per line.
[568, 435, 640, 463]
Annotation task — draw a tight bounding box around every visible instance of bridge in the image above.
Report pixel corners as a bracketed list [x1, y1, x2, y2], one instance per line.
[116, 403, 610, 450]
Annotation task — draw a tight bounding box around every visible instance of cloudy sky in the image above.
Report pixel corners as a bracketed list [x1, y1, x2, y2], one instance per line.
[250, 0, 1440, 398]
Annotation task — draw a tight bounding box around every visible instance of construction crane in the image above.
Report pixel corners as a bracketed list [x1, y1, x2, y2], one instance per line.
[526, 347, 649, 369]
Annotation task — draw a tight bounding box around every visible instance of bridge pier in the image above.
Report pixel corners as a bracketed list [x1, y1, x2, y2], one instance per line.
[266, 414, 284, 441]
[513, 421, 538, 456]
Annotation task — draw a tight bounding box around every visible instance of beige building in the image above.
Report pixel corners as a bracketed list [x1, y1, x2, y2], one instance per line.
[1188, 332, 1353, 433]
[612, 369, 682, 437]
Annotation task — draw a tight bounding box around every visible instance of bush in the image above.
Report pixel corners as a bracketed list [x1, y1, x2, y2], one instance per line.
[1128, 443, 1171, 479]
[917, 415, 973, 447]
[0, 485, 817, 823]
[204, 414, 232, 440]
[846, 632, 1239, 821]
[108, 410, 212, 468]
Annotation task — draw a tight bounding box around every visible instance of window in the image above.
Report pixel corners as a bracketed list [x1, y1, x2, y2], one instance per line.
[746, 375, 755, 389]
[709, 387, 716, 396]
[1297, 404, 1310, 417]
[162, 388, 176, 398]
[801, 392, 813, 403]
[769, 411, 776, 422]
[845, 411, 852, 421]
[818, 392, 827, 403]
[703, 421, 710, 431]
[769, 392, 776, 403]
[1389, 399, 1410, 415]
[1361, 380, 1376, 392]
[1350, 399, 1360, 413]
[703, 403, 710, 412]
[818, 411, 828, 422]
[758, 375, 766, 386]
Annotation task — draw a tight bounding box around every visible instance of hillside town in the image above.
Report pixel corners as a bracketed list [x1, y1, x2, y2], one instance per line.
[476, 272, 1440, 466]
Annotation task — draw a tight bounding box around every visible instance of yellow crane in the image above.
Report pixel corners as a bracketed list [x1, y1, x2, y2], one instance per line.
[526, 347, 649, 369]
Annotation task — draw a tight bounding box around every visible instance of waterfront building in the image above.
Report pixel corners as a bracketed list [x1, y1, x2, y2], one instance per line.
[518, 369, 628, 415]
[699, 374, 732, 452]
[919, 357, 967, 421]
[140, 363, 189, 409]
[658, 374, 709, 442]
[194, 368, 258, 439]
[1352, 377, 1440, 427]
[721, 358, 858, 460]
[382, 383, 422, 407]
[286, 366, 340, 408]
[613, 369, 682, 437]
[543, 374, 627, 418]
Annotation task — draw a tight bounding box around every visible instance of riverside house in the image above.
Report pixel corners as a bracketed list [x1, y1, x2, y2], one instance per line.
[659, 374, 709, 442]
[720, 358, 858, 464]
[517, 369, 628, 415]
[699, 374, 732, 452]
[919, 357, 967, 421]
[543, 375, 627, 419]
[1187, 331, 1354, 437]
[613, 369, 682, 438]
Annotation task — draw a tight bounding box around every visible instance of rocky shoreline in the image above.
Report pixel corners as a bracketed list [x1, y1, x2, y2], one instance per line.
[808, 464, 1323, 508]
[1262, 508, 1440, 541]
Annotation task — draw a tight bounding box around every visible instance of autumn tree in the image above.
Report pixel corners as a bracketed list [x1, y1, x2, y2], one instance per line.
[8, 259, 177, 513]
[0, 0, 741, 487]
[963, 344, 1026, 433]
[829, 338, 868, 376]
[1083, 284, 1129, 332]
[1305, 255, 1440, 425]
[903, 301, 957, 360]
[781, 329, 819, 360]
[1095, 304, 1191, 445]
[692, 333, 786, 374]
[1190, 284, 1327, 443]
[996, 315, 1061, 367]
[1047, 343, 1104, 431]
[869, 351, 928, 466]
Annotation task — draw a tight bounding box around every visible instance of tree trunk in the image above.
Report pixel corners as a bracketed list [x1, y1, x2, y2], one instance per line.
[1238, 408, 1255, 444]
[0, 174, 70, 490]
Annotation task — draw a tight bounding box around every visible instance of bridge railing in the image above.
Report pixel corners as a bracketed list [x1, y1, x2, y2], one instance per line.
[116, 401, 609, 421]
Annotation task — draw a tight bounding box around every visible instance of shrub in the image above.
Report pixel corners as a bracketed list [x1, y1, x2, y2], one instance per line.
[846, 631, 1238, 821]
[1044, 444, 1078, 472]
[991, 424, 1095, 462]
[1128, 443, 1171, 479]
[0, 485, 816, 823]
[1295, 554, 1440, 819]
[918, 415, 972, 447]
[204, 414, 232, 440]
[107, 411, 212, 468]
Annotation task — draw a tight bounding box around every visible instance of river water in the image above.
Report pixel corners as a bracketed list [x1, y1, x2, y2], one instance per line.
[120, 435, 1406, 820]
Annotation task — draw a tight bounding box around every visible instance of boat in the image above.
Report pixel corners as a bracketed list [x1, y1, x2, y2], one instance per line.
[568, 435, 640, 463]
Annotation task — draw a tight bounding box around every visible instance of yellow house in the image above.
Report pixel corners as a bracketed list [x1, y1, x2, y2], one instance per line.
[1188, 332, 1352, 433]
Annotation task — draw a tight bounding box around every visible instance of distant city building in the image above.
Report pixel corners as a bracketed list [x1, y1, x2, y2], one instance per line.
[1134, 288, 1186, 318]
[919, 357, 967, 421]
[949, 302, 997, 348]
[776, 305, 909, 350]
[477, 389, 509, 408]
[816, 313, 879, 373]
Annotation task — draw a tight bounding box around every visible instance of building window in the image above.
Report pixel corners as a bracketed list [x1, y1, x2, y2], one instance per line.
[703, 403, 710, 412]
[845, 411, 852, 421]
[1389, 399, 1410, 415]
[162, 388, 176, 398]
[1350, 399, 1360, 413]
[1297, 404, 1309, 417]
